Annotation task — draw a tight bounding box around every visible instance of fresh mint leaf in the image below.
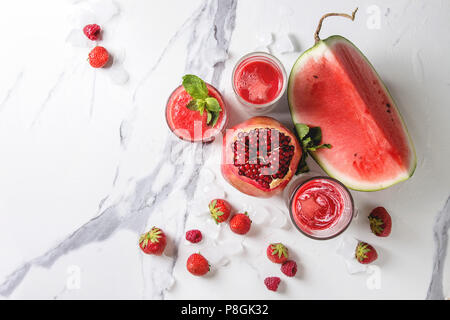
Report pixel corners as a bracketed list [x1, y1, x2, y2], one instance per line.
[210, 112, 220, 127]
[308, 127, 323, 145]
[294, 123, 332, 175]
[182, 74, 208, 99]
[206, 111, 212, 125]
[186, 100, 199, 111]
[309, 143, 332, 151]
[295, 123, 310, 140]
[197, 99, 206, 111]
[181, 75, 223, 128]
[296, 156, 310, 174]
[205, 97, 222, 112]
[302, 137, 312, 148]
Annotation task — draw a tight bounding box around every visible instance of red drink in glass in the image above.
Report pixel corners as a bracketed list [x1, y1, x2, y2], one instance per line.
[232, 52, 286, 114]
[288, 176, 354, 240]
[165, 84, 227, 142]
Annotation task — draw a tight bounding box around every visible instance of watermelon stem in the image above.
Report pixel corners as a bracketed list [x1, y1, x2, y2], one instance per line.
[314, 8, 358, 44]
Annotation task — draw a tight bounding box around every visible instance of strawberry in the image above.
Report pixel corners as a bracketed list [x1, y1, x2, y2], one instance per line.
[369, 206, 392, 237]
[88, 46, 109, 68]
[83, 24, 101, 41]
[187, 253, 210, 276]
[267, 243, 289, 264]
[208, 199, 231, 224]
[355, 241, 378, 264]
[229, 212, 252, 235]
[139, 227, 166, 255]
[264, 277, 281, 292]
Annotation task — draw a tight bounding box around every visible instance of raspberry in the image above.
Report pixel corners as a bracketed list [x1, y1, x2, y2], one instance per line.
[281, 260, 297, 277]
[185, 229, 202, 243]
[83, 24, 101, 41]
[264, 277, 281, 292]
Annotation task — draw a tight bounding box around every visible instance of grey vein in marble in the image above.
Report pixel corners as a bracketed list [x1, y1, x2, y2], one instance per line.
[0, 71, 23, 113]
[0, 0, 237, 299]
[31, 71, 66, 127]
[89, 72, 97, 118]
[427, 195, 450, 300]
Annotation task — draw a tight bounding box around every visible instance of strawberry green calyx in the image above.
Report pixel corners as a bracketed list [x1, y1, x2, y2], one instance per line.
[355, 242, 371, 261]
[271, 243, 289, 259]
[209, 200, 224, 224]
[139, 227, 162, 249]
[369, 216, 384, 235]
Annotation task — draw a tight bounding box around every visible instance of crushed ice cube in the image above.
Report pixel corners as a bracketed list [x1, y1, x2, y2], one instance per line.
[201, 246, 230, 267]
[66, 29, 91, 47]
[198, 168, 215, 185]
[251, 206, 270, 225]
[73, 9, 97, 28]
[270, 34, 296, 55]
[183, 239, 196, 246]
[205, 46, 229, 68]
[108, 65, 129, 85]
[336, 236, 368, 274]
[344, 259, 368, 274]
[90, 0, 120, 25]
[187, 198, 208, 217]
[217, 239, 244, 256]
[336, 235, 358, 259]
[241, 203, 254, 213]
[200, 219, 222, 240]
[268, 207, 289, 229]
[202, 185, 225, 200]
[256, 32, 274, 47]
[254, 46, 270, 53]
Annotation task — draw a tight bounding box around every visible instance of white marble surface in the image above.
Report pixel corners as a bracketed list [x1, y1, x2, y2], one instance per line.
[0, 0, 449, 299]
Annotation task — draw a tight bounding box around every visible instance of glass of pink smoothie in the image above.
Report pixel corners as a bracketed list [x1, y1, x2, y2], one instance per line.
[165, 83, 227, 143]
[232, 52, 287, 114]
[286, 176, 354, 240]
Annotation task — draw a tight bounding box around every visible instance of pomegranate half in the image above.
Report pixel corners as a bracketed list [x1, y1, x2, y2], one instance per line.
[221, 116, 302, 198]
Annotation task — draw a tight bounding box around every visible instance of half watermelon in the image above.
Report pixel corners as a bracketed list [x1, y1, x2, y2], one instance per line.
[288, 33, 416, 191]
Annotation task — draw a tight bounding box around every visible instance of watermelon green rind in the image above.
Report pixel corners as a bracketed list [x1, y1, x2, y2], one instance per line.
[288, 35, 417, 191]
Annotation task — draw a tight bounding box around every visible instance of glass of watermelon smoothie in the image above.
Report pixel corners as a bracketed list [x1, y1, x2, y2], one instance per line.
[286, 176, 354, 240]
[232, 52, 287, 114]
[166, 78, 227, 143]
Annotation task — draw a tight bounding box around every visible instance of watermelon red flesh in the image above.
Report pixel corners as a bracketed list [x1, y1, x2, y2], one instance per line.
[288, 36, 416, 191]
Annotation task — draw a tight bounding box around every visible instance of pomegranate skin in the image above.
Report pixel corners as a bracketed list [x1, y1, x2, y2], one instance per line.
[221, 116, 302, 198]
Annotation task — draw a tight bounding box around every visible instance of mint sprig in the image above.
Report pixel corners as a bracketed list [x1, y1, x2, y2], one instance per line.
[294, 123, 332, 174]
[182, 75, 222, 127]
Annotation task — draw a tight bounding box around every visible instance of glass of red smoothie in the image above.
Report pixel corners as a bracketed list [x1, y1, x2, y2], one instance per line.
[286, 176, 354, 240]
[232, 52, 287, 114]
[165, 83, 227, 143]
